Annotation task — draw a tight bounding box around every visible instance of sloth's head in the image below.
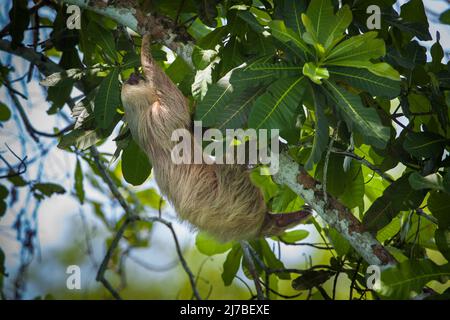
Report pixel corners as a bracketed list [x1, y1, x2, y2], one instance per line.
[121, 71, 157, 150]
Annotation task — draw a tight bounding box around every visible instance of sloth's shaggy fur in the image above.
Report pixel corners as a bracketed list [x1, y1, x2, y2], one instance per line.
[121, 34, 310, 241]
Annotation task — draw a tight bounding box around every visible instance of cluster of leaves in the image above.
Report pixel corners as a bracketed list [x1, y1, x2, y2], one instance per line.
[2, 0, 450, 299]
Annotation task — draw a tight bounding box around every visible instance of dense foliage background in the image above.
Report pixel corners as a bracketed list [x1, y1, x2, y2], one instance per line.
[0, 0, 450, 300]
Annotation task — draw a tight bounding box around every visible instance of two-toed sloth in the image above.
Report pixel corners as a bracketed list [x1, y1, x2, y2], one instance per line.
[121, 34, 312, 241]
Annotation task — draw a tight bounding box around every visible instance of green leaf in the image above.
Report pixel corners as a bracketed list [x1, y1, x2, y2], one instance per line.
[403, 132, 446, 159]
[271, 186, 305, 213]
[192, 64, 213, 100]
[325, 32, 383, 62]
[192, 46, 218, 70]
[249, 169, 278, 202]
[0, 102, 11, 122]
[248, 76, 306, 142]
[88, 22, 117, 62]
[40, 69, 84, 87]
[195, 0, 218, 27]
[74, 158, 85, 204]
[328, 66, 400, 98]
[435, 229, 450, 261]
[327, 227, 351, 256]
[94, 68, 121, 129]
[222, 244, 243, 286]
[325, 32, 400, 80]
[268, 20, 312, 58]
[378, 259, 450, 299]
[0, 185, 8, 199]
[58, 129, 101, 150]
[440, 10, 450, 25]
[236, 10, 265, 33]
[302, 62, 329, 84]
[279, 229, 309, 243]
[135, 188, 163, 209]
[194, 72, 264, 129]
[216, 86, 267, 130]
[324, 80, 390, 149]
[363, 175, 425, 231]
[304, 0, 352, 49]
[292, 270, 334, 291]
[400, 0, 431, 41]
[121, 51, 140, 70]
[32, 183, 66, 199]
[196, 232, 233, 256]
[0, 200, 6, 218]
[9, 0, 30, 48]
[304, 85, 329, 171]
[273, 0, 307, 38]
[408, 172, 445, 192]
[260, 239, 290, 280]
[428, 191, 450, 229]
[121, 139, 151, 186]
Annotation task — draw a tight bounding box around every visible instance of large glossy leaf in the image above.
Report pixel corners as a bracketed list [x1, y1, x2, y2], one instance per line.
[248, 76, 306, 142]
[121, 139, 152, 186]
[278, 229, 309, 243]
[325, 32, 400, 80]
[435, 229, 450, 261]
[325, 32, 383, 62]
[302, 62, 329, 84]
[216, 85, 267, 130]
[0, 103, 11, 122]
[324, 80, 390, 149]
[428, 191, 450, 229]
[194, 66, 274, 129]
[94, 68, 121, 129]
[58, 129, 101, 150]
[222, 244, 243, 286]
[273, 0, 307, 38]
[400, 0, 431, 41]
[268, 20, 312, 59]
[196, 232, 233, 256]
[363, 175, 425, 231]
[403, 132, 446, 159]
[304, 85, 329, 170]
[292, 270, 334, 291]
[328, 66, 400, 98]
[378, 259, 450, 299]
[303, 0, 352, 49]
[408, 172, 445, 192]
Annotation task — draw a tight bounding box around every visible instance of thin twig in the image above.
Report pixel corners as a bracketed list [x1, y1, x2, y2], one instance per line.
[349, 259, 362, 300]
[240, 241, 265, 300]
[96, 216, 137, 300]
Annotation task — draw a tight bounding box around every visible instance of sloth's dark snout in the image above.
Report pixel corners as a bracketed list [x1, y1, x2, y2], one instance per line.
[126, 72, 144, 85]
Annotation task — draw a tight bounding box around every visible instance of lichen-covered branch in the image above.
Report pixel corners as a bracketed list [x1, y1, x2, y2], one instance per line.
[274, 153, 396, 267]
[59, 0, 194, 67]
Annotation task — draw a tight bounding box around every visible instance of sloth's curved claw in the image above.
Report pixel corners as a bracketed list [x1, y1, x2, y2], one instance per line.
[261, 205, 313, 237]
[269, 206, 313, 228]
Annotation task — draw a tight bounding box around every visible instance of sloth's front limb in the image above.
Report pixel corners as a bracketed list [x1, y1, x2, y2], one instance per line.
[259, 206, 313, 237]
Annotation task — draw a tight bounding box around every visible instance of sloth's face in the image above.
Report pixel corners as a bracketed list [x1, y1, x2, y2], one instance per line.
[121, 72, 155, 111]
[125, 72, 145, 86]
[121, 72, 157, 147]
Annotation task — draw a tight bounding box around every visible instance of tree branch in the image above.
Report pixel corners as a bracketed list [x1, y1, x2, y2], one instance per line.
[59, 0, 194, 67]
[274, 153, 396, 266]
